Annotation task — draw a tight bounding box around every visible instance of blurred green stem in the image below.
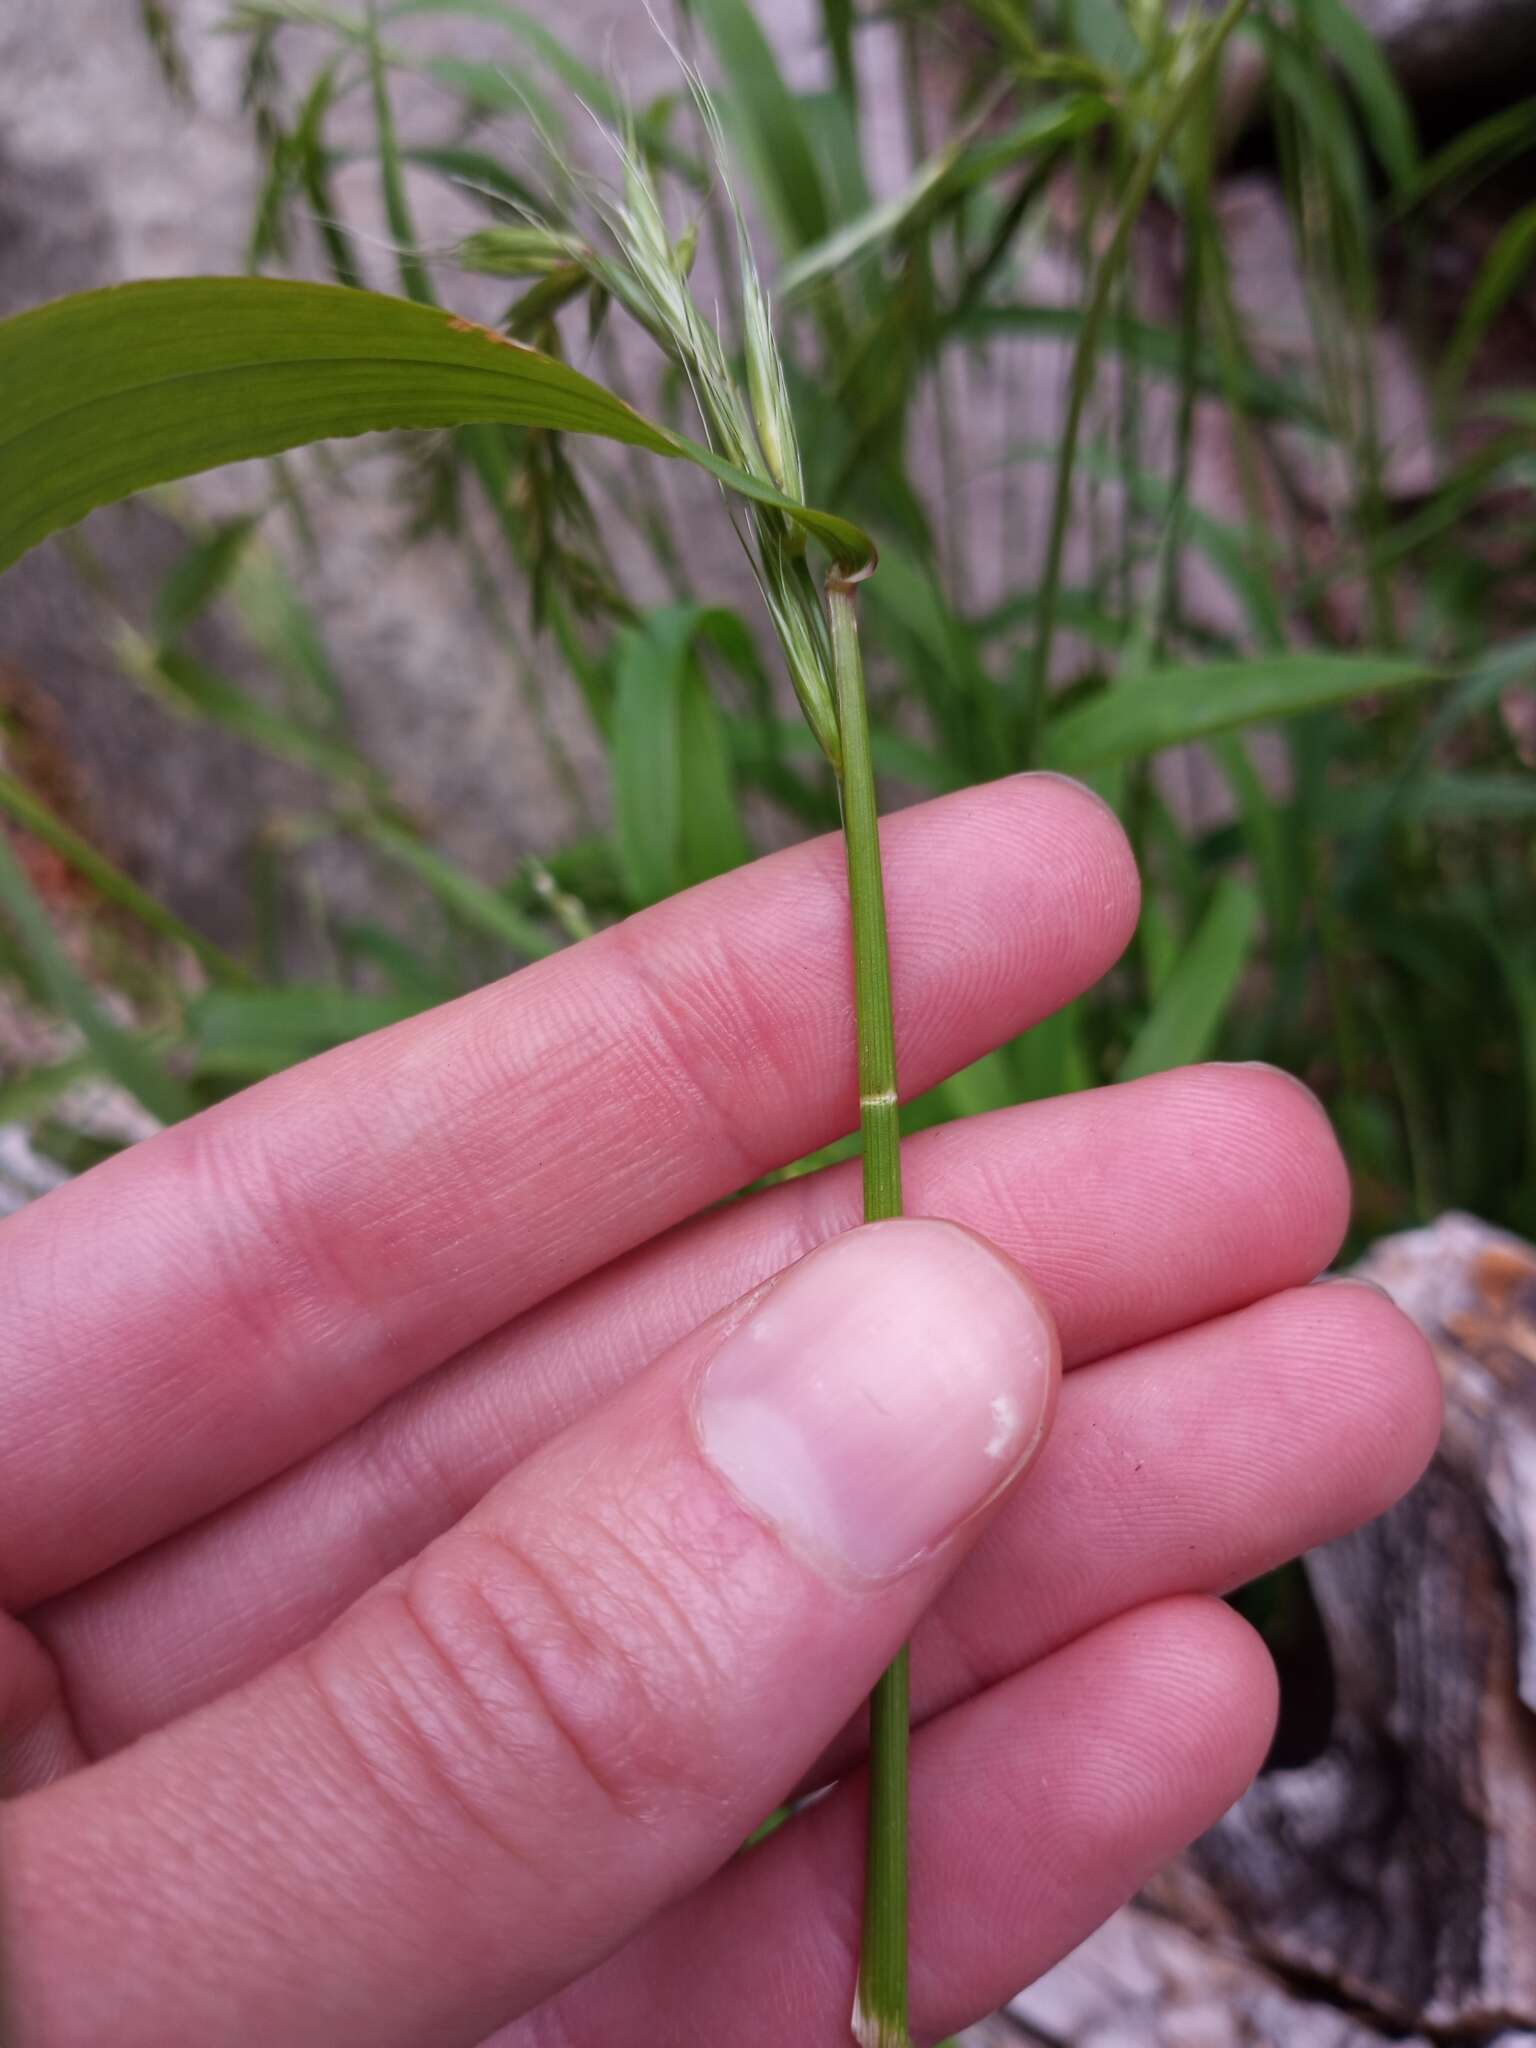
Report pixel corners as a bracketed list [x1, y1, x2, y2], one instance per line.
[0, 770, 250, 986]
[1023, 0, 1252, 762]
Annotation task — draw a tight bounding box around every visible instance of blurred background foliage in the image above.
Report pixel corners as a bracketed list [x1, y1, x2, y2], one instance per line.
[2, 0, 1535, 1249]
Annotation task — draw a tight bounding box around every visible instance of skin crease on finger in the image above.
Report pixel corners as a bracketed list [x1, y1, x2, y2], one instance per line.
[790, 1277, 1439, 1801]
[0, 775, 1143, 1609]
[28, 1273, 1441, 1796]
[31, 1058, 1367, 1753]
[5, 1285, 1437, 2047]
[4, 1221, 1067, 2048]
[494, 1597, 1283, 2048]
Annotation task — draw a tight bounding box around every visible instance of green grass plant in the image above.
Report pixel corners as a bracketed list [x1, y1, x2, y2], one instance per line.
[4, 0, 1536, 2030]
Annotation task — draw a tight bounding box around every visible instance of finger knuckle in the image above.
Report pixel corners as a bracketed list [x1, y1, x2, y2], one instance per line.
[335, 1504, 745, 1856]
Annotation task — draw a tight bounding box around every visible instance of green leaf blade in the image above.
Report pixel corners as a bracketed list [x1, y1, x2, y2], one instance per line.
[1120, 878, 1261, 1082]
[1044, 653, 1441, 772]
[688, 0, 831, 253]
[0, 277, 874, 575]
[613, 606, 751, 909]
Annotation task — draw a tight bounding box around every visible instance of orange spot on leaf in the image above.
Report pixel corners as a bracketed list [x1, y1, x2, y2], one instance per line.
[446, 315, 535, 354]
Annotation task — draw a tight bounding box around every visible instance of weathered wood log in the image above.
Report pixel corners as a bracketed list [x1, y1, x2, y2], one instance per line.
[961, 1212, 1536, 2045]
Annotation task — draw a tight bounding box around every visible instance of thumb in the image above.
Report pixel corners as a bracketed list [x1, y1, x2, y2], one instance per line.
[7, 1219, 1059, 2048]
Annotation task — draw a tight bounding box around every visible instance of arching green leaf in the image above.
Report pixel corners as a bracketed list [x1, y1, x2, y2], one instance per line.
[0, 277, 875, 575]
[1045, 654, 1440, 771]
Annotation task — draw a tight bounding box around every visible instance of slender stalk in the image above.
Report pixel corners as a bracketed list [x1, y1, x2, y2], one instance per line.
[899, 16, 965, 611]
[827, 570, 907, 2048]
[0, 769, 251, 986]
[1152, 69, 1215, 660]
[462, 530, 597, 835]
[525, 855, 596, 943]
[365, 8, 610, 740]
[828, 576, 901, 1228]
[1022, 0, 1253, 762]
[856, 1639, 911, 2048]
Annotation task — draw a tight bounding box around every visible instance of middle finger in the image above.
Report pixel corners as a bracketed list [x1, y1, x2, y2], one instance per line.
[39, 1061, 1351, 1751]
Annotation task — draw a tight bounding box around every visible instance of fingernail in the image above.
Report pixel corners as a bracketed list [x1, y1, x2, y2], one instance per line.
[695, 1219, 1057, 1581]
[1019, 768, 1119, 819]
[1312, 1272, 1394, 1301]
[1212, 1056, 1327, 1089]
[1210, 1059, 1325, 1104]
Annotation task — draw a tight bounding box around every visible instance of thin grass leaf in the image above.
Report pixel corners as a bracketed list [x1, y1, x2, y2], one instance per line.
[1322, 771, 1536, 828]
[397, 143, 545, 211]
[366, 8, 438, 307]
[358, 818, 560, 957]
[1437, 201, 1536, 410]
[1023, 0, 1255, 757]
[418, 53, 563, 132]
[999, 436, 1286, 647]
[676, 658, 751, 885]
[385, 0, 705, 179]
[336, 920, 464, 1003]
[224, 540, 351, 730]
[821, 0, 856, 104]
[1138, 895, 1182, 1003]
[613, 606, 751, 908]
[128, 637, 383, 789]
[1266, 28, 1375, 245]
[930, 1045, 1020, 1123]
[153, 514, 262, 643]
[0, 831, 194, 1125]
[294, 61, 366, 289]
[387, 0, 620, 113]
[225, 1, 361, 32]
[1011, 1003, 1093, 1102]
[951, 303, 1326, 426]
[187, 983, 426, 1075]
[1120, 877, 1260, 1080]
[864, 543, 1006, 780]
[1208, 734, 1299, 937]
[0, 770, 250, 984]
[138, 0, 192, 98]
[1409, 93, 1536, 205]
[1045, 653, 1441, 771]
[0, 1052, 97, 1128]
[1298, 0, 1417, 189]
[778, 152, 955, 302]
[778, 98, 1108, 299]
[730, 714, 944, 794]
[685, 0, 831, 252]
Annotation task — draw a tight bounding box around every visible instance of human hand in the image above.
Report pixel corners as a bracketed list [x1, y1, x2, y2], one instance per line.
[0, 776, 1439, 2046]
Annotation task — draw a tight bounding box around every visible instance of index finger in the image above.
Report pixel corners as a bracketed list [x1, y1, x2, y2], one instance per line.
[0, 774, 1137, 1603]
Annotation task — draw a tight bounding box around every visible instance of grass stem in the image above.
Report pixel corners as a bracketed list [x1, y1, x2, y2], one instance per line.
[827, 569, 908, 2047]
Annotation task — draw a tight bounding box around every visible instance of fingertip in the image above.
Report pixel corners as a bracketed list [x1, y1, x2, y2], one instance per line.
[1305, 1279, 1445, 1504]
[1179, 1061, 1353, 1276]
[1010, 770, 1143, 966]
[1145, 1594, 1280, 1804]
